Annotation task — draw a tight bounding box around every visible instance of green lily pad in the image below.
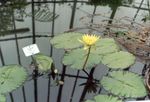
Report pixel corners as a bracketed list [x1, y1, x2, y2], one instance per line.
[85, 100, 95, 102]
[91, 38, 119, 55]
[101, 51, 135, 69]
[0, 94, 6, 102]
[85, 94, 122, 102]
[0, 65, 27, 94]
[50, 32, 83, 49]
[34, 54, 53, 72]
[101, 71, 147, 98]
[62, 48, 102, 70]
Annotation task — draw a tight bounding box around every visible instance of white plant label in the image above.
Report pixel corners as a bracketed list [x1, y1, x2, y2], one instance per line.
[127, 100, 150, 102]
[22, 44, 40, 57]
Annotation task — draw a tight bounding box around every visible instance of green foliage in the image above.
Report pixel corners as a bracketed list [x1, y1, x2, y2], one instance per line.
[63, 48, 102, 69]
[86, 100, 95, 102]
[91, 38, 119, 55]
[0, 65, 27, 94]
[101, 71, 147, 98]
[0, 94, 6, 102]
[50, 32, 135, 70]
[85, 94, 122, 102]
[50, 33, 83, 50]
[34, 53, 53, 72]
[101, 51, 135, 69]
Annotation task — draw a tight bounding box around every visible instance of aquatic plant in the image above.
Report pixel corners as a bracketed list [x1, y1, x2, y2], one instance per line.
[50, 32, 147, 101]
[85, 94, 122, 102]
[34, 53, 53, 72]
[0, 32, 147, 102]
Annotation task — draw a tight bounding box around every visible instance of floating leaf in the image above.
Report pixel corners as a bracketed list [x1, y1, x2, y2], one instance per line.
[85, 100, 95, 102]
[34, 54, 53, 72]
[0, 94, 6, 102]
[50, 32, 83, 49]
[91, 38, 119, 55]
[85, 94, 122, 102]
[101, 71, 147, 98]
[101, 51, 135, 69]
[63, 48, 102, 70]
[0, 65, 27, 94]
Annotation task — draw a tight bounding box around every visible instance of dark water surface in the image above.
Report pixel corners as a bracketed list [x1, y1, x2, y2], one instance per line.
[0, 0, 149, 102]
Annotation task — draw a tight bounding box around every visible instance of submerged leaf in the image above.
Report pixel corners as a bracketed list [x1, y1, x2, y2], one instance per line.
[85, 94, 122, 102]
[101, 51, 135, 69]
[0, 65, 27, 94]
[50, 32, 83, 49]
[101, 71, 147, 98]
[63, 48, 102, 70]
[34, 54, 53, 72]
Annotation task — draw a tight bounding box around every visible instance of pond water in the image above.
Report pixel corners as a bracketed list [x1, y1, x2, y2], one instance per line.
[0, 0, 150, 102]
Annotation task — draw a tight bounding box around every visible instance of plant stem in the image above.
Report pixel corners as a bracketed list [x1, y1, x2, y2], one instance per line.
[82, 46, 91, 76]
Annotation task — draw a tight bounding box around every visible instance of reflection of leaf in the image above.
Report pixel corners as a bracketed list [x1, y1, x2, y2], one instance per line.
[101, 71, 147, 98]
[102, 51, 135, 69]
[34, 54, 53, 72]
[0, 7, 13, 34]
[85, 94, 122, 102]
[27, 5, 59, 22]
[0, 65, 27, 94]
[63, 48, 102, 70]
[50, 32, 83, 50]
[0, 94, 6, 102]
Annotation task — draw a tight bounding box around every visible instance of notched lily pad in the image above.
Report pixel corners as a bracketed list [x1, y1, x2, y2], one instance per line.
[101, 71, 147, 98]
[102, 51, 135, 69]
[50, 32, 83, 49]
[62, 48, 102, 70]
[0, 65, 27, 94]
[34, 53, 53, 72]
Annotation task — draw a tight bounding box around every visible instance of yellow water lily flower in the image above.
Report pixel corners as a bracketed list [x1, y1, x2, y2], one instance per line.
[79, 34, 100, 49]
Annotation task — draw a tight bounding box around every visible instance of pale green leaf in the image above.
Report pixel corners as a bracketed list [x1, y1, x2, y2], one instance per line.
[101, 71, 147, 98]
[85, 100, 95, 102]
[85, 94, 122, 102]
[0, 94, 6, 102]
[50, 33, 83, 49]
[34, 54, 53, 72]
[91, 38, 119, 55]
[0, 65, 27, 94]
[101, 51, 135, 69]
[63, 48, 102, 70]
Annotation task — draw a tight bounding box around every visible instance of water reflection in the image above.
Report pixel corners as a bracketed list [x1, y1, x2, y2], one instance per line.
[0, 0, 149, 102]
[0, 6, 13, 35]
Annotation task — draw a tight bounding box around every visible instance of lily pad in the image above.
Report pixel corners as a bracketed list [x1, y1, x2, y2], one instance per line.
[101, 51, 135, 69]
[0, 94, 6, 102]
[0, 65, 27, 94]
[101, 71, 147, 98]
[62, 48, 102, 70]
[85, 94, 122, 102]
[34, 54, 53, 72]
[50, 32, 83, 49]
[91, 38, 119, 55]
[85, 100, 95, 102]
